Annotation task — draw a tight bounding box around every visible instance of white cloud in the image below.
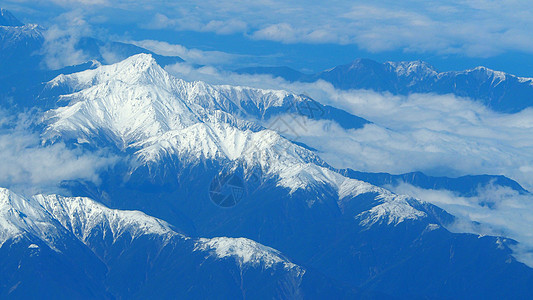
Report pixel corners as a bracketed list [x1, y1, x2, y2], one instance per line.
[129, 40, 240, 65]
[0, 111, 117, 195]
[9, 0, 533, 57]
[145, 13, 247, 35]
[164, 61, 533, 194]
[251, 23, 341, 44]
[142, 1, 533, 57]
[391, 183, 533, 267]
[41, 10, 93, 69]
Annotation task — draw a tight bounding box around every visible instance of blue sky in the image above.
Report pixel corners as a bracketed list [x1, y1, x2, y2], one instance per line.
[5, 0, 533, 75]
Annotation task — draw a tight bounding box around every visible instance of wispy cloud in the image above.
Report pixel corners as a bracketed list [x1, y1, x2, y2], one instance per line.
[129, 40, 241, 66]
[0, 110, 117, 195]
[391, 183, 533, 267]
[40, 10, 93, 69]
[164, 61, 533, 194]
[145, 13, 247, 35]
[7, 0, 533, 58]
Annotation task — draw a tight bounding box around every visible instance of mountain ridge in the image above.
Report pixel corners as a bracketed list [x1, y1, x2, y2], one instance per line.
[236, 58, 533, 113]
[0, 187, 326, 299]
[34, 54, 533, 298]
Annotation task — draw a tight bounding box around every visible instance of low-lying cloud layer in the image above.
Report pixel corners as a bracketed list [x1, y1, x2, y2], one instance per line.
[162, 59, 533, 265]
[391, 183, 533, 267]
[164, 61, 533, 192]
[0, 110, 117, 195]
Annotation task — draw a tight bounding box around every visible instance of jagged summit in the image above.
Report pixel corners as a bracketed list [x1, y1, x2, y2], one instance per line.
[0, 9, 24, 27]
[237, 57, 533, 112]
[386, 60, 437, 78]
[0, 187, 62, 248]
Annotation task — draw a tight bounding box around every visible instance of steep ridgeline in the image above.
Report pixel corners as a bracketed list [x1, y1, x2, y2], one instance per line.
[41, 54, 533, 298]
[0, 187, 348, 299]
[237, 59, 533, 113]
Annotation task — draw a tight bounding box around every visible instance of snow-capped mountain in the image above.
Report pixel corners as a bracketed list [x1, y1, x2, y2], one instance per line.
[43, 54, 416, 212]
[0, 10, 43, 76]
[0, 187, 330, 299]
[36, 54, 533, 298]
[237, 58, 533, 113]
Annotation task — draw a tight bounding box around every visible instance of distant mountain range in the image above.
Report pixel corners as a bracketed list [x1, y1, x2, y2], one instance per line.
[237, 59, 533, 113]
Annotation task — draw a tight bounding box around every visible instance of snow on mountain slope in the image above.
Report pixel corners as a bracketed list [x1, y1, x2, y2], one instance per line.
[0, 187, 315, 298]
[0, 23, 42, 48]
[0, 187, 304, 272]
[0, 9, 42, 50]
[46, 53, 317, 124]
[319, 59, 533, 112]
[33, 194, 176, 243]
[43, 54, 428, 226]
[0, 188, 63, 248]
[0, 187, 178, 250]
[195, 237, 304, 273]
[386, 61, 437, 81]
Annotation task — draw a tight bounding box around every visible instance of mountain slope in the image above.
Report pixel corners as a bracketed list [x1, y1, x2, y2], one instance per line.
[1, 187, 348, 299]
[0, 11, 43, 76]
[39, 54, 533, 298]
[0, 9, 24, 26]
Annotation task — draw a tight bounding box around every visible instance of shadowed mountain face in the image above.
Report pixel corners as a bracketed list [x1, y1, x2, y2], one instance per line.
[237, 58, 533, 113]
[0, 9, 23, 26]
[28, 54, 533, 299]
[341, 170, 529, 197]
[0, 188, 354, 299]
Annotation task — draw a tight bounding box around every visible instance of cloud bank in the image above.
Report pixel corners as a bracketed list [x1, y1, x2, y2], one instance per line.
[391, 183, 533, 267]
[163, 61, 533, 265]
[164, 61, 533, 193]
[0, 110, 117, 195]
[8, 0, 533, 58]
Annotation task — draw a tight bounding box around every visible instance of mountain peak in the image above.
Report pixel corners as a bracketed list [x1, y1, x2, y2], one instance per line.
[386, 60, 437, 77]
[47, 53, 164, 92]
[121, 53, 158, 69]
[195, 237, 303, 271]
[0, 9, 24, 27]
